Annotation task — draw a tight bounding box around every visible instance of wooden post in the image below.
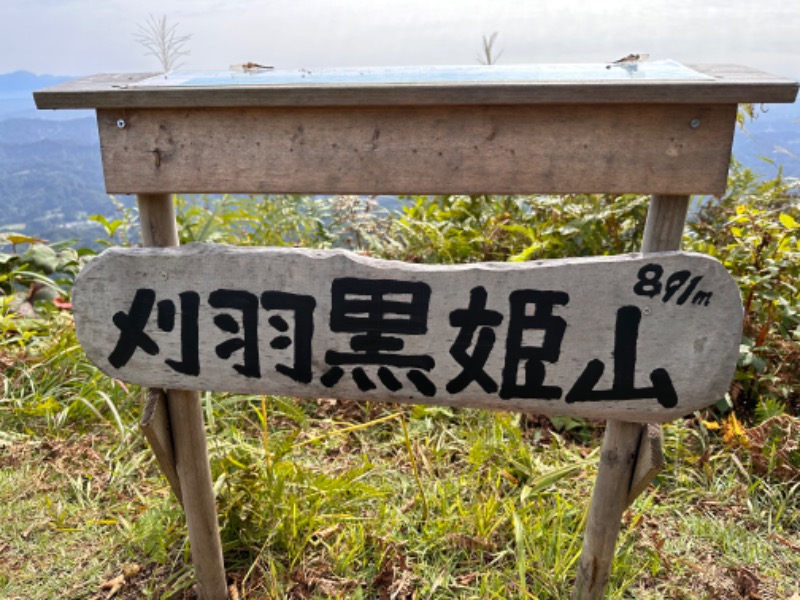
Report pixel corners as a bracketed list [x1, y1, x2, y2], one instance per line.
[626, 423, 665, 507]
[141, 388, 183, 505]
[573, 195, 690, 599]
[640, 195, 692, 255]
[166, 389, 228, 600]
[136, 194, 229, 600]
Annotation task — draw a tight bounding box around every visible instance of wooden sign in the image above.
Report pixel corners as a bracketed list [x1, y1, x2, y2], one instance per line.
[74, 245, 741, 423]
[93, 104, 736, 196]
[36, 65, 797, 199]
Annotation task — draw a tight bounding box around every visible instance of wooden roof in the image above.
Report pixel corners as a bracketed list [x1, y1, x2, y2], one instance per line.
[34, 63, 798, 109]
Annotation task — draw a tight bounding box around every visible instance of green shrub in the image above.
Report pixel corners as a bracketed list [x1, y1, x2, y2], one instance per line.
[365, 193, 648, 264]
[1, 233, 91, 347]
[14, 160, 800, 424]
[688, 161, 800, 419]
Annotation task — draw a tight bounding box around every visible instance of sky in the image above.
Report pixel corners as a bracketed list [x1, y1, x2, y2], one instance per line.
[1, 0, 799, 80]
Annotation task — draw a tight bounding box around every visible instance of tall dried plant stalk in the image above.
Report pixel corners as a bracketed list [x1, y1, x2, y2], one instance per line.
[133, 14, 192, 73]
[478, 32, 503, 65]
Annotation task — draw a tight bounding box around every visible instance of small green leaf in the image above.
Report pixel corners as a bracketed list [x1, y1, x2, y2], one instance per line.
[23, 244, 59, 274]
[779, 213, 797, 229]
[0, 253, 20, 266]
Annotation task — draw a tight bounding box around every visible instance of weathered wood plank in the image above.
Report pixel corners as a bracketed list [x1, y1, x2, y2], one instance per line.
[73, 245, 742, 423]
[135, 194, 228, 600]
[96, 104, 736, 195]
[33, 64, 798, 110]
[573, 194, 691, 600]
[641, 194, 693, 253]
[166, 389, 228, 600]
[573, 420, 642, 598]
[626, 424, 665, 507]
[140, 388, 183, 505]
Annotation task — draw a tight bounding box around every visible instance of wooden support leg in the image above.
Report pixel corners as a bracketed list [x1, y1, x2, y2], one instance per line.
[574, 420, 642, 599]
[167, 389, 228, 600]
[141, 389, 183, 505]
[626, 423, 665, 508]
[573, 195, 690, 599]
[136, 194, 229, 600]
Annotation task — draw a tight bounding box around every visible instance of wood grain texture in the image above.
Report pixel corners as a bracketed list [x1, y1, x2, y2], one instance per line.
[574, 194, 692, 600]
[95, 104, 736, 195]
[166, 390, 228, 600]
[641, 195, 692, 253]
[137, 194, 180, 247]
[140, 388, 183, 505]
[33, 64, 797, 109]
[626, 424, 666, 507]
[135, 194, 228, 600]
[574, 420, 643, 599]
[629, 195, 693, 494]
[73, 245, 742, 423]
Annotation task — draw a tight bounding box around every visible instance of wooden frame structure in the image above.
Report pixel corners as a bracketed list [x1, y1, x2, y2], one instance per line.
[36, 62, 797, 600]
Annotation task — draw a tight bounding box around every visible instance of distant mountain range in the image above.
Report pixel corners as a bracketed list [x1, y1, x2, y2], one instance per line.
[732, 103, 800, 178]
[0, 72, 111, 245]
[0, 71, 93, 120]
[0, 70, 798, 246]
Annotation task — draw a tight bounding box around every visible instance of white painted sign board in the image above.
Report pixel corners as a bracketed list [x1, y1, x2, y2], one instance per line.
[74, 245, 742, 423]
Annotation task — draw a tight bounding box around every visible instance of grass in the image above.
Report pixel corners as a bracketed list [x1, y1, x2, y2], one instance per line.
[2, 347, 799, 600]
[3, 174, 799, 597]
[1, 318, 799, 599]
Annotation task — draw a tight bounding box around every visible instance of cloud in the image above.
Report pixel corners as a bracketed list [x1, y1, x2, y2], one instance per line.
[2, 0, 798, 78]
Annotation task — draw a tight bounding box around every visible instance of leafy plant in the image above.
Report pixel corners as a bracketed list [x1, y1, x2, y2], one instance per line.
[0, 234, 91, 347]
[169, 193, 393, 250]
[88, 195, 138, 248]
[2, 181, 800, 597]
[367, 193, 647, 265]
[688, 161, 800, 419]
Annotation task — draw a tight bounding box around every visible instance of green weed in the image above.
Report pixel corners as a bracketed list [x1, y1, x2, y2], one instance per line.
[1, 166, 799, 596]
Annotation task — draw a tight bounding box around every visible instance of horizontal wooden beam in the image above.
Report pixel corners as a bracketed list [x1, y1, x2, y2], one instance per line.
[34, 65, 798, 109]
[96, 103, 736, 195]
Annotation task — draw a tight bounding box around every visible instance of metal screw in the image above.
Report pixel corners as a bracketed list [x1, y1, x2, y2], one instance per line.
[642, 306, 652, 316]
[116, 119, 126, 129]
[689, 118, 701, 129]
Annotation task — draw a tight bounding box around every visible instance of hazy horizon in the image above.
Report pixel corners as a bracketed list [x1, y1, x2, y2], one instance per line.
[2, 0, 798, 81]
